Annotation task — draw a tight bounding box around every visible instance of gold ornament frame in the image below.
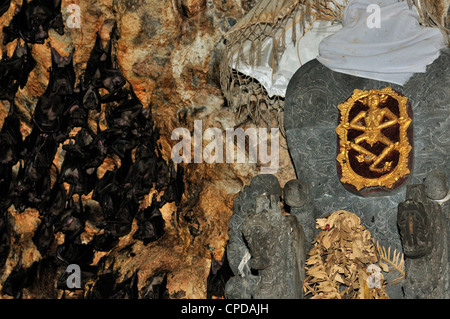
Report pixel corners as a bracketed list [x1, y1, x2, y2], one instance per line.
[336, 87, 412, 191]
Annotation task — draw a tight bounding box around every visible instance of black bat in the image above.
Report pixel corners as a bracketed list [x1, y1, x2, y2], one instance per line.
[110, 271, 139, 299]
[105, 90, 143, 130]
[0, 41, 36, 101]
[85, 272, 116, 299]
[80, 82, 102, 112]
[32, 47, 75, 135]
[0, 209, 10, 269]
[48, 45, 75, 95]
[101, 199, 137, 237]
[206, 251, 233, 299]
[0, 110, 23, 166]
[92, 160, 138, 237]
[0, 165, 13, 210]
[0, 0, 11, 17]
[60, 135, 99, 198]
[62, 93, 88, 130]
[91, 231, 119, 252]
[3, 0, 64, 44]
[40, 174, 66, 223]
[1, 258, 38, 298]
[12, 129, 56, 212]
[161, 161, 184, 206]
[84, 30, 125, 93]
[133, 194, 165, 245]
[141, 272, 169, 299]
[54, 204, 85, 242]
[84, 32, 112, 86]
[32, 166, 65, 254]
[56, 242, 95, 268]
[13, 163, 52, 212]
[32, 217, 54, 255]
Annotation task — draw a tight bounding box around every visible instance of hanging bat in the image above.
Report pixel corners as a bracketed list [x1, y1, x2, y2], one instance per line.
[47, 45, 75, 95]
[84, 32, 112, 86]
[32, 47, 75, 136]
[13, 163, 52, 212]
[40, 174, 66, 223]
[12, 130, 56, 212]
[133, 194, 165, 245]
[161, 161, 184, 206]
[141, 272, 169, 299]
[91, 231, 119, 252]
[0, 41, 36, 101]
[56, 241, 95, 268]
[80, 82, 102, 112]
[110, 271, 139, 299]
[59, 144, 98, 198]
[102, 199, 138, 237]
[92, 164, 138, 237]
[32, 218, 54, 255]
[84, 29, 125, 93]
[0, 165, 13, 210]
[85, 272, 116, 299]
[0, 110, 23, 166]
[0, 209, 10, 269]
[0, 0, 11, 17]
[105, 90, 143, 130]
[54, 201, 85, 242]
[3, 0, 64, 44]
[1, 258, 38, 298]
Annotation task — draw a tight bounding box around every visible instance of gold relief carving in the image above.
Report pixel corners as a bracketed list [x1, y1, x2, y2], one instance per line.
[336, 87, 412, 191]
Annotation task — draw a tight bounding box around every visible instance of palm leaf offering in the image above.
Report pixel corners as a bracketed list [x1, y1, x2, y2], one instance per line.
[375, 241, 405, 286]
[303, 210, 392, 299]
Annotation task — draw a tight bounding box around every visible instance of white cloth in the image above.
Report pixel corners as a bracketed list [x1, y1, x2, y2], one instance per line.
[317, 0, 446, 85]
[232, 14, 343, 97]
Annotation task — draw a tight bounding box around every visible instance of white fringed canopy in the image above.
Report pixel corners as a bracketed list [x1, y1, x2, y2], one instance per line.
[220, 0, 449, 128]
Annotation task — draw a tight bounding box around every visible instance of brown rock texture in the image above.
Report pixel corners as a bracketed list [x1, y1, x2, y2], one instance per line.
[0, 0, 296, 299]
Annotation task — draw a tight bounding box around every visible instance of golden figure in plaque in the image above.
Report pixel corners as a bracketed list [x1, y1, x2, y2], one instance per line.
[336, 87, 412, 192]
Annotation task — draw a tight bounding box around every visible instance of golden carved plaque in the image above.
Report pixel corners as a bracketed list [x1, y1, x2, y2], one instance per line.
[336, 87, 413, 195]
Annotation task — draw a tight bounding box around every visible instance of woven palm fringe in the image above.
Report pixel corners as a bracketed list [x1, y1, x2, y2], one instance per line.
[220, 0, 449, 132]
[407, 0, 450, 44]
[220, 0, 345, 132]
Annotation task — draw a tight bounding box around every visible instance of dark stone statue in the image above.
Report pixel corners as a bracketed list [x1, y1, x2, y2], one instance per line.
[284, 48, 449, 251]
[398, 182, 448, 299]
[284, 47, 449, 298]
[225, 175, 306, 299]
[283, 179, 316, 252]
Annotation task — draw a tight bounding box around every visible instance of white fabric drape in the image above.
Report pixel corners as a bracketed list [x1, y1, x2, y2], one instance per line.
[232, 11, 343, 97]
[317, 0, 446, 85]
[231, 0, 446, 98]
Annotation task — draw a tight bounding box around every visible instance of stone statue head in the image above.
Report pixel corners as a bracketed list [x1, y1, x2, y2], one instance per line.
[283, 179, 309, 207]
[424, 170, 448, 200]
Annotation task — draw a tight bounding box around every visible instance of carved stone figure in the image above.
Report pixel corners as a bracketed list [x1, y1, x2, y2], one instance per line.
[225, 175, 306, 299]
[284, 46, 449, 298]
[398, 184, 448, 299]
[283, 179, 316, 252]
[284, 46, 449, 264]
